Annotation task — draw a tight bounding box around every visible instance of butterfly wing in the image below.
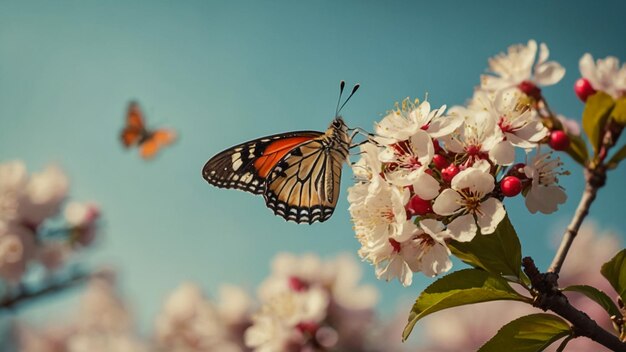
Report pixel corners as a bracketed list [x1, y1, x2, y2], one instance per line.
[264, 136, 349, 224]
[202, 131, 323, 195]
[120, 101, 146, 147]
[138, 129, 177, 160]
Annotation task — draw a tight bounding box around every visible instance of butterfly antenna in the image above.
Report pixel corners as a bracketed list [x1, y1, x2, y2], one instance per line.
[335, 80, 346, 116]
[337, 83, 360, 114]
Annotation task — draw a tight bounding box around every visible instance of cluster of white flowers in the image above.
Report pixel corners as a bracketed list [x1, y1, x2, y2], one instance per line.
[155, 282, 252, 352]
[245, 253, 379, 352]
[14, 253, 409, 352]
[0, 160, 100, 284]
[349, 40, 571, 286]
[17, 274, 149, 352]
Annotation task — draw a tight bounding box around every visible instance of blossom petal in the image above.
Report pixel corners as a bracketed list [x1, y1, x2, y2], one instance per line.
[489, 140, 515, 166]
[447, 214, 477, 242]
[412, 172, 440, 201]
[376, 256, 413, 287]
[419, 219, 448, 241]
[537, 42, 549, 65]
[427, 113, 464, 138]
[534, 61, 566, 86]
[579, 53, 598, 86]
[476, 198, 505, 234]
[420, 243, 452, 277]
[525, 185, 567, 214]
[451, 168, 495, 196]
[432, 189, 462, 216]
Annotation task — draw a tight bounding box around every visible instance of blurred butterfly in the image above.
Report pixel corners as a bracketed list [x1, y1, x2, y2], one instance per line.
[202, 82, 362, 224]
[120, 101, 177, 160]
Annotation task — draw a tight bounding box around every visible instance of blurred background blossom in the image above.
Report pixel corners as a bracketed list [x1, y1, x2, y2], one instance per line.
[10, 253, 418, 352]
[7, 222, 622, 351]
[0, 160, 99, 286]
[1, 1, 626, 351]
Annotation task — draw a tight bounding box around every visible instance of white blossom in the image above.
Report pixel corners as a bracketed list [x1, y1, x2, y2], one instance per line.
[245, 287, 329, 351]
[417, 219, 453, 277]
[0, 160, 28, 221]
[481, 39, 565, 93]
[486, 89, 548, 148]
[442, 106, 511, 166]
[375, 99, 461, 142]
[378, 130, 440, 198]
[524, 151, 567, 214]
[579, 53, 626, 99]
[155, 282, 249, 352]
[20, 164, 69, 226]
[432, 167, 505, 241]
[0, 221, 36, 283]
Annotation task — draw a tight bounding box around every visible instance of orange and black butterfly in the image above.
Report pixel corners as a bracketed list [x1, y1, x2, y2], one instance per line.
[202, 82, 361, 224]
[120, 101, 177, 160]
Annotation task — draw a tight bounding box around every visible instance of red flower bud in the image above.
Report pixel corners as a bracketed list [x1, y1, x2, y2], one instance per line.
[406, 195, 432, 216]
[288, 276, 309, 292]
[432, 154, 449, 170]
[548, 130, 570, 151]
[500, 176, 522, 197]
[518, 80, 542, 100]
[574, 78, 596, 102]
[441, 164, 460, 183]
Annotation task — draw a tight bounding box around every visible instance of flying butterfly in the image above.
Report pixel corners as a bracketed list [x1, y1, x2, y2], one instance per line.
[202, 82, 362, 224]
[120, 101, 177, 160]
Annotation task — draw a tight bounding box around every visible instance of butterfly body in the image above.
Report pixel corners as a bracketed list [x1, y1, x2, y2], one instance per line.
[120, 102, 177, 159]
[202, 117, 351, 224]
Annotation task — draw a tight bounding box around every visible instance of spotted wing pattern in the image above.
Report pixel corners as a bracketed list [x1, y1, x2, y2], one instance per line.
[264, 136, 349, 224]
[202, 131, 323, 195]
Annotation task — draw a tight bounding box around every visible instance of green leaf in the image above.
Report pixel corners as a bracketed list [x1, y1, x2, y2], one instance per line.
[611, 97, 626, 126]
[582, 92, 614, 155]
[562, 285, 622, 319]
[478, 314, 571, 352]
[607, 144, 626, 170]
[564, 133, 589, 166]
[449, 215, 523, 280]
[600, 249, 626, 303]
[403, 269, 529, 341]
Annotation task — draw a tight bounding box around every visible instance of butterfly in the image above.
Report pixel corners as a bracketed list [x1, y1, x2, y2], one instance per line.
[202, 82, 361, 224]
[120, 101, 177, 160]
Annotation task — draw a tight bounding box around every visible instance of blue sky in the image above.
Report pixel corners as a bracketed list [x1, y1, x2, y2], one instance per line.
[1, 0, 625, 338]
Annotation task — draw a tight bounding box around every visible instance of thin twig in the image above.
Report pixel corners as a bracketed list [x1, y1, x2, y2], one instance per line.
[547, 118, 624, 274]
[548, 172, 601, 274]
[0, 271, 91, 311]
[523, 257, 626, 351]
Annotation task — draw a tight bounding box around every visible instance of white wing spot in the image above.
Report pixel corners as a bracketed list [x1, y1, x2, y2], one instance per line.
[240, 173, 254, 183]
